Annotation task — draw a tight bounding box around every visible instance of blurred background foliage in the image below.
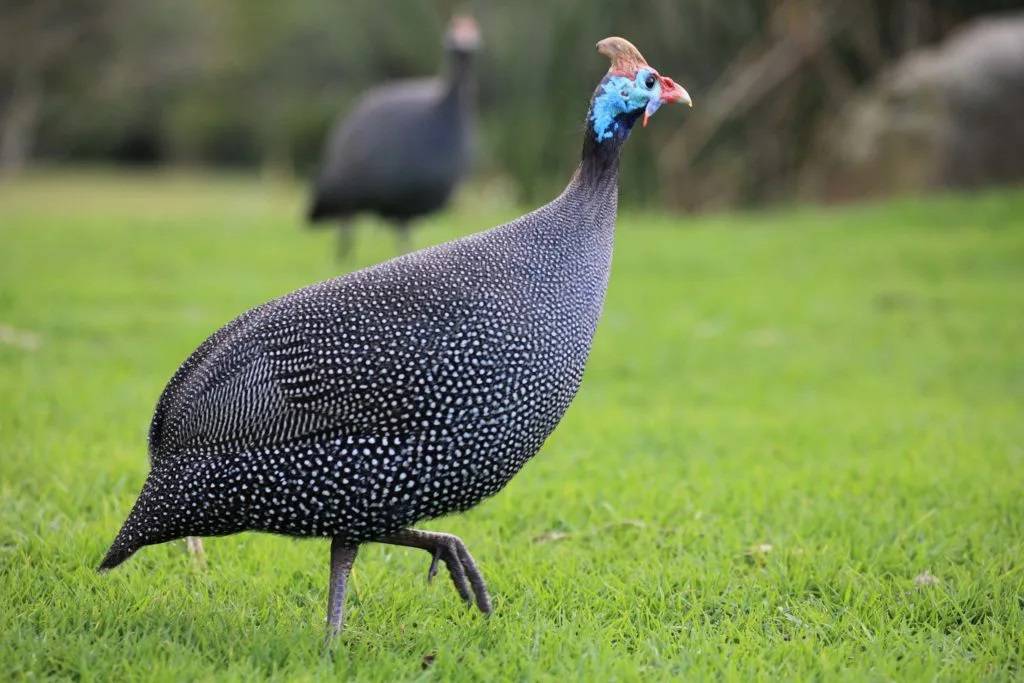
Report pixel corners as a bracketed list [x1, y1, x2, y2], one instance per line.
[2, 0, 1022, 210]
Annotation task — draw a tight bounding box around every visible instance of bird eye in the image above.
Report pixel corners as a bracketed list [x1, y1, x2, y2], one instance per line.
[644, 74, 656, 89]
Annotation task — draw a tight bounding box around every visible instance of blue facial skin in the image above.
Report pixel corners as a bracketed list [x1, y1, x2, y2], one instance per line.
[589, 68, 662, 142]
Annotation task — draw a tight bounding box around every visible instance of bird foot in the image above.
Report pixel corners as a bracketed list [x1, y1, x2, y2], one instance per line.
[379, 528, 492, 615]
[427, 547, 442, 583]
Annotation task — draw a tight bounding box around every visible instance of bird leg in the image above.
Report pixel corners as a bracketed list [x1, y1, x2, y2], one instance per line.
[325, 537, 359, 644]
[336, 222, 356, 261]
[377, 528, 492, 615]
[394, 220, 412, 255]
[184, 536, 206, 568]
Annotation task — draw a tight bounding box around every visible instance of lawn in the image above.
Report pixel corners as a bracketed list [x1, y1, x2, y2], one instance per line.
[1, 169, 1022, 681]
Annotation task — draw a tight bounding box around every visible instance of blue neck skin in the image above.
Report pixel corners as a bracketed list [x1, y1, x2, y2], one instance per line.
[589, 74, 649, 143]
[580, 74, 650, 183]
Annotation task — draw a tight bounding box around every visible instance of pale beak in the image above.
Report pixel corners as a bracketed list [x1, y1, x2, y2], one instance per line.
[643, 76, 692, 127]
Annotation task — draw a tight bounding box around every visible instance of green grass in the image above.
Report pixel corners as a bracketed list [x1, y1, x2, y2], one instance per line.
[1, 169, 1023, 681]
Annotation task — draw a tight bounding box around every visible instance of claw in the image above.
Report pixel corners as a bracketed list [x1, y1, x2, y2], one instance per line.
[378, 528, 492, 615]
[427, 547, 441, 583]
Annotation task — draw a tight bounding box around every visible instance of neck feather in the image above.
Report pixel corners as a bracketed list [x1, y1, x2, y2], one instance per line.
[444, 49, 474, 95]
[578, 107, 639, 187]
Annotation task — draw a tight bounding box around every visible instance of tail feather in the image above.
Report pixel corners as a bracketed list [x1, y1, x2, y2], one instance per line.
[307, 192, 353, 225]
[307, 197, 332, 224]
[97, 477, 165, 572]
[307, 201, 324, 223]
[97, 535, 139, 572]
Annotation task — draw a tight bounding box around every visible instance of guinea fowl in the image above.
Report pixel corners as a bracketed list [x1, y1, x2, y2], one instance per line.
[307, 15, 480, 259]
[99, 37, 691, 641]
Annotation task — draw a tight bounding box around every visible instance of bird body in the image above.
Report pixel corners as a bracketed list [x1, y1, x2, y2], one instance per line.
[308, 17, 480, 256]
[107, 173, 615, 564]
[308, 78, 472, 223]
[101, 36, 691, 641]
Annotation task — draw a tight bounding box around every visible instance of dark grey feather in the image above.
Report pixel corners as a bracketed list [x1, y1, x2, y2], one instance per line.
[103, 161, 618, 567]
[308, 54, 474, 223]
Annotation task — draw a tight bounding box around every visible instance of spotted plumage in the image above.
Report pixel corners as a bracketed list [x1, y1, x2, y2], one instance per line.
[100, 36, 691, 641]
[110, 179, 614, 555]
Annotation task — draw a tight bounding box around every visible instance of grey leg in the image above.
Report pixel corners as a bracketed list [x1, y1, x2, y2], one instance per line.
[184, 536, 205, 567]
[378, 528, 492, 615]
[336, 222, 355, 261]
[393, 221, 412, 255]
[326, 537, 359, 643]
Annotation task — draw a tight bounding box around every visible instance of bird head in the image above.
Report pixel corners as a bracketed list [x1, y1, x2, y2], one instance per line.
[589, 37, 692, 143]
[445, 15, 482, 54]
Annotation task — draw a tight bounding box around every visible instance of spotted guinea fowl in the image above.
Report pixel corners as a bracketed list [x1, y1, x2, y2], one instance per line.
[307, 15, 480, 260]
[99, 37, 691, 641]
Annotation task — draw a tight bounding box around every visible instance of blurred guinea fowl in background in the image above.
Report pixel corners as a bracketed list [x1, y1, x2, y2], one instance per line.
[307, 15, 480, 260]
